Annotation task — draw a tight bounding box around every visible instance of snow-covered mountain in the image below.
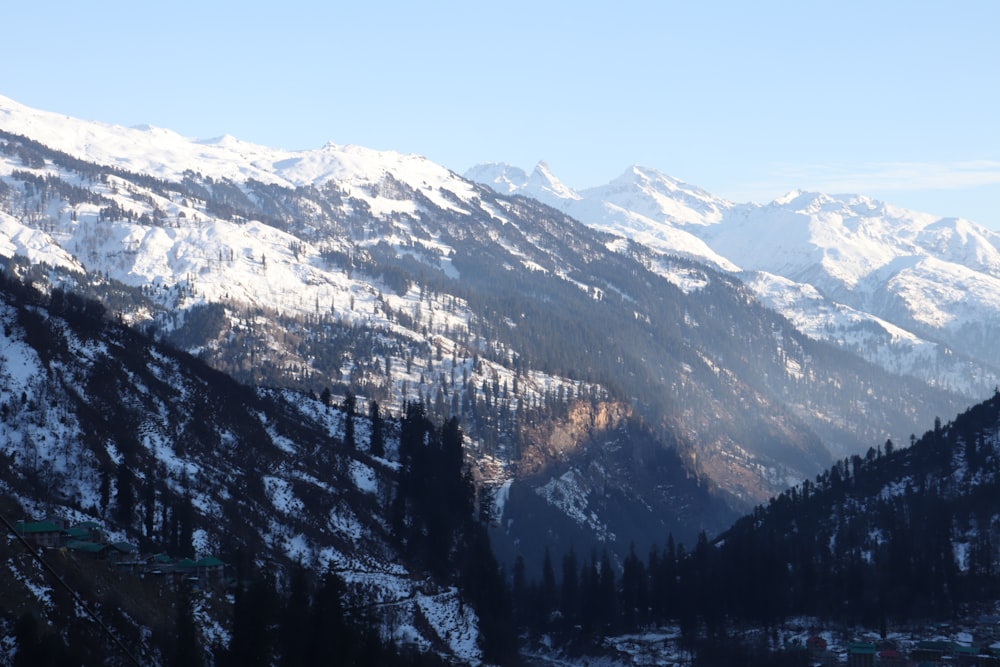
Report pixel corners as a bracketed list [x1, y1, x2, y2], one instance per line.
[0, 271, 488, 664]
[0, 94, 977, 594]
[0, 94, 469, 197]
[468, 162, 738, 272]
[468, 161, 1000, 398]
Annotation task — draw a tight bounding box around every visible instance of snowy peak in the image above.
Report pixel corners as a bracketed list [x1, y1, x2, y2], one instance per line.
[915, 217, 1000, 276]
[527, 160, 580, 201]
[462, 160, 580, 205]
[462, 162, 528, 194]
[716, 189, 1000, 290]
[0, 95, 471, 201]
[468, 156, 1000, 397]
[466, 161, 740, 270]
[583, 164, 734, 227]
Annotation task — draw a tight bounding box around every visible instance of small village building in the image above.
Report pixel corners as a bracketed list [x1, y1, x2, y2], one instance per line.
[876, 648, 905, 665]
[953, 644, 982, 667]
[62, 525, 92, 542]
[195, 556, 225, 583]
[803, 634, 837, 666]
[149, 553, 173, 568]
[64, 540, 109, 559]
[846, 642, 875, 667]
[106, 542, 139, 564]
[14, 520, 64, 548]
[912, 640, 954, 664]
[173, 558, 198, 585]
[806, 635, 828, 658]
[64, 521, 103, 543]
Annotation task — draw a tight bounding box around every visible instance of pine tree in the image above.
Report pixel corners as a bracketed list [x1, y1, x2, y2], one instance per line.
[342, 390, 356, 450]
[368, 400, 385, 457]
[540, 548, 557, 627]
[171, 588, 203, 667]
[227, 576, 276, 667]
[560, 549, 579, 628]
[306, 570, 351, 666]
[114, 462, 135, 527]
[277, 565, 312, 667]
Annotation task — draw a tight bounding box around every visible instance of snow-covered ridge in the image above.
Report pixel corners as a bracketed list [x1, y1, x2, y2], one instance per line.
[467, 161, 1000, 397]
[3, 91, 999, 402]
[0, 94, 473, 206]
[0, 94, 987, 582]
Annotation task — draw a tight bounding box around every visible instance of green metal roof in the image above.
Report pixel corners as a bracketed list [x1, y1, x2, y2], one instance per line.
[72, 521, 101, 530]
[109, 542, 137, 554]
[846, 643, 876, 654]
[954, 645, 981, 655]
[195, 556, 224, 567]
[15, 521, 62, 534]
[65, 541, 108, 554]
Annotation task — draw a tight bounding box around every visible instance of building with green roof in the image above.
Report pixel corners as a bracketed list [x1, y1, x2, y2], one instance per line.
[14, 520, 64, 548]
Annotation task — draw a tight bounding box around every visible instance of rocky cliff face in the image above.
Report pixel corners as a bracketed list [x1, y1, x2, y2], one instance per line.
[487, 400, 736, 576]
[515, 401, 633, 476]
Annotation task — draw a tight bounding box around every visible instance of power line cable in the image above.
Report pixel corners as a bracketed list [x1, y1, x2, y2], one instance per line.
[0, 511, 145, 666]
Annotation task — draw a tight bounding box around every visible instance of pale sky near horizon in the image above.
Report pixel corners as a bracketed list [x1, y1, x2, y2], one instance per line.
[2, 1, 998, 227]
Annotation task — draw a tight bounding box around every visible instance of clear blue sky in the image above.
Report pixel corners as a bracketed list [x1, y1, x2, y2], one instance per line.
[3, 1, 998, 227]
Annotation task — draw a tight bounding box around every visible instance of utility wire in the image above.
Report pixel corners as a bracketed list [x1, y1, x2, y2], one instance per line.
[0, 511, 145, 666]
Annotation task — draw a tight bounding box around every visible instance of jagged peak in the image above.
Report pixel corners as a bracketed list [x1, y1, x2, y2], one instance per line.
[525, 160, 580, 200]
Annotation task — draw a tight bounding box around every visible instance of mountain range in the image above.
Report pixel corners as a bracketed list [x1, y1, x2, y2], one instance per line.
[0, 94, 997, 662]
[467, 161, 1000, 399]
[0, 94, 987, 534]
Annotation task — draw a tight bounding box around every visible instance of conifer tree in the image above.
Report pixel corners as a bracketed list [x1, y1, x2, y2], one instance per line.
[343, 390, 356, 450]
[171, 588, 203, 667]
[277, 565, 311, 667]
[114, 463, 135, 527]
[368, 400, 385, 457]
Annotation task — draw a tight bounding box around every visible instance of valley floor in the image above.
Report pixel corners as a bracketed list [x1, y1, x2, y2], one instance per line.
[520, 614, 1000, 666]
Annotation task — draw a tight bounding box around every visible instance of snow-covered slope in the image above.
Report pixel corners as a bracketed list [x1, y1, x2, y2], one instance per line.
[0, 93, 476, 216]
[470, 161, 739, 271]
[468, 163, 1000, 397]
[0, 95, 973, 557]
[0, 272, 484, 664]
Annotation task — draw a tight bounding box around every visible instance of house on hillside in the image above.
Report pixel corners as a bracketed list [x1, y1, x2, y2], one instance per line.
[876, 648, 905, 665]
[912, 640, 954, 664]
[106, 541, 138, 564]
[195, 556, 225, 583]
[806, 635, 827, 658]
[64, 540, 109, 559]
[14, 520, 64, 548]
[63, 521, 103, 543]
[846, 642, 875, 667]
[954, 644, 984, 667]
[802, 635, 837, 665]
[172, 558, 198, 585]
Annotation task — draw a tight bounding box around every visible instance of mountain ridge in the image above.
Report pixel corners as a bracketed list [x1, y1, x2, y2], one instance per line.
[0, 95, 978, 574]
[467, 160, 1000, 398]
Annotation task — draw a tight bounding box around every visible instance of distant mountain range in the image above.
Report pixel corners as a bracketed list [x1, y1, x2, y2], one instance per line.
[0, 94, 983, 584]
[468, 161, 1000, 398]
